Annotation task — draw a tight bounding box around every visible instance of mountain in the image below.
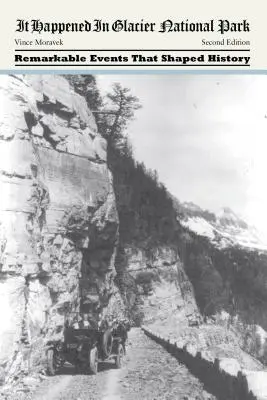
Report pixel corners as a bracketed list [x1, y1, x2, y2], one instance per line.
[174, 200, 267, 252]
[0, 75, 197, 385]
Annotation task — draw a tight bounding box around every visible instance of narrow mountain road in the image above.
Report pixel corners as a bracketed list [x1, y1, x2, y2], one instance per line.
[20, 328, 216, 400]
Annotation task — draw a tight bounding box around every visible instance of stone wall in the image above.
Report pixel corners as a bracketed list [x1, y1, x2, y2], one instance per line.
[142, 327, 267, 400]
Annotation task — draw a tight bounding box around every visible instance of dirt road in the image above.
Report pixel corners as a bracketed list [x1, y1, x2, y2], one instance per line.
[10, 328, 216, 400]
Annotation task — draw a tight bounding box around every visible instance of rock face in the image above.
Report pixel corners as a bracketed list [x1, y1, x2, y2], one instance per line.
[116, 246, 199, 328]
[0, 75, 120, 382]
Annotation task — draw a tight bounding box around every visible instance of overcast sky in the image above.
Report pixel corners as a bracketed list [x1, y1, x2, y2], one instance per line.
[97, 74, 267, 236]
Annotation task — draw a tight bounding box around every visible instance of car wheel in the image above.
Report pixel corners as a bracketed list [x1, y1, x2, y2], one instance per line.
[102, 329, 113, 358]
[47, 348, 57, 375]
[115, 344, 124, 369]
[89, 346, 98, 374]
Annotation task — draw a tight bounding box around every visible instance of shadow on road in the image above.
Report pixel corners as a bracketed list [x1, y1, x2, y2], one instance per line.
[98, 362, 117, 372]
[55, 361, 117, 376]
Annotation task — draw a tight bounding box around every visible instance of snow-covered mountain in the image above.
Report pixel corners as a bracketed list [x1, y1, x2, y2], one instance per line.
[175, 201, 267, 251]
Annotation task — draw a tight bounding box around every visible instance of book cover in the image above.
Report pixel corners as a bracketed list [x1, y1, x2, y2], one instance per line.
[0, 1, 266, 399]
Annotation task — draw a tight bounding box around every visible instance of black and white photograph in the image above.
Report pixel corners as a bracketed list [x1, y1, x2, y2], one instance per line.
[1, 73, 267, 399]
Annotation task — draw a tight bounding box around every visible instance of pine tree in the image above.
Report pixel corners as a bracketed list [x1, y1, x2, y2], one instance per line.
[99, 82, 142, 145]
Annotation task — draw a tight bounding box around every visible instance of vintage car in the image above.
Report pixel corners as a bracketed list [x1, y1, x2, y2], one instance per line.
[46, 314, 127, 375]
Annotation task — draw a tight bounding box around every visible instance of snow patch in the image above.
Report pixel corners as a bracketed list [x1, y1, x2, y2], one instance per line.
[256, 325, 267, 345]
[180, 211, 267, 251]
[180, 217, 215, 240]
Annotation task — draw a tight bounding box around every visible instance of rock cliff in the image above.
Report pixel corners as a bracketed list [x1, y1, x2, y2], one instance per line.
[115, 245, 199, 327]
[0, 75, 123, 382]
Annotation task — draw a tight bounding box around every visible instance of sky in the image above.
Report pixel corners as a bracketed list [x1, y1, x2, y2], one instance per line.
[97, 74, 267, 237]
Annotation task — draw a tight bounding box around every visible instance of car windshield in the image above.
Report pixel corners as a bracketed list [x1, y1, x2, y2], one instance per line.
[65, 313, 94, 328]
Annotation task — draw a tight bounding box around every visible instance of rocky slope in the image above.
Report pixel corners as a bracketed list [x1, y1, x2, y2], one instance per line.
[108, 142, 267, 336]
[115, 245, 199, 327]
[0, 75, 124, 384]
